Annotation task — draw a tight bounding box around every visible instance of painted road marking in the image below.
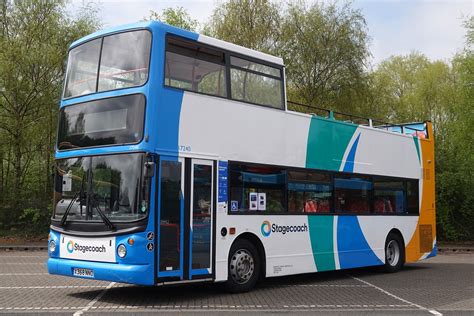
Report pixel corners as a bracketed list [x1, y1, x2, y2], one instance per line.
[0, 285, 110, 289]
[0, 304, 416, 311]
[350, 275, 443, 316]
[1, 263, 44, 265]
[73, 281, 116, 316]
[293, 284, 370, 287]
[0, 307, 85, 310]
[0, 255, 48, 259]
[0, 273, 48, 276]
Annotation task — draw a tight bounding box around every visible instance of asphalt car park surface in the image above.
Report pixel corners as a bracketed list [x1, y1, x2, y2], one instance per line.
[0, 251, 472, 315]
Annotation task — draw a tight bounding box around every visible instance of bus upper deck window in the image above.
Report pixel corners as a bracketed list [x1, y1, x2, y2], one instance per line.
[165, 37, 227, 97]
[230, 56, 283, 109]
[63, 38, 101, 98]
[63, 30, 151, 99]
[98, 31, 151, 92]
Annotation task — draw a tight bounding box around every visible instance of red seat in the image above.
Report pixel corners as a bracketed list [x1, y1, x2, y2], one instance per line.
[375, 199, 385, 213]
[304, 200, 317, 213]
[318, 200, 330, 212]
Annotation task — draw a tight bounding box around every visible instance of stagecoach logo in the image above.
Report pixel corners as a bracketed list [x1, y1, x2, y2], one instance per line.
[261, 220, 308, 237]
[261, 221, 271, 237]
[66, 240, 107, 254]
[67, 240, 74, 253]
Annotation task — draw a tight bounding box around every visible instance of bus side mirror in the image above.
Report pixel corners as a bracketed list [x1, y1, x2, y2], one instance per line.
[143, 161, 155, 178]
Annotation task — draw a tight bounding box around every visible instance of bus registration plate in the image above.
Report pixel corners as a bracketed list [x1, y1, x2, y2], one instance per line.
[73, 268, 94, 278]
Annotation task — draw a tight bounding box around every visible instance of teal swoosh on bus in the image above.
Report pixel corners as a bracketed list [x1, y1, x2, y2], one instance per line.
[308, 215, 336, 272]
[306, 117, 358, 171]
[413, 136, 421, 164]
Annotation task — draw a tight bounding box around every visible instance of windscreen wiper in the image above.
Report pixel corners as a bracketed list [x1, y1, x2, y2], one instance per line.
[90, 194, 116, 231]
[60, 172, 86, 227]
[60, 191, 79, 227]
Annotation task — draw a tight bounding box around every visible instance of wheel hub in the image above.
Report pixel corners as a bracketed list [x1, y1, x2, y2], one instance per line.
[230, 249, 255, 284]
[386, 240, 400, 266]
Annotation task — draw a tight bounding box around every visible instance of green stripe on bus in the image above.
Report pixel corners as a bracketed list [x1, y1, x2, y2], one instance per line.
[308, 215, 335, 271]
[413, 136, 421, 164]
[306, 117, 358, 171]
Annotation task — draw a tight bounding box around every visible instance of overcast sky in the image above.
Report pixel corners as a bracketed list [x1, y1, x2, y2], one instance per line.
[68, 0, 473, 65]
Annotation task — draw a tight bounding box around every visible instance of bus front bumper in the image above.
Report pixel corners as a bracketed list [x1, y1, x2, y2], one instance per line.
[47, 258, 154, 286]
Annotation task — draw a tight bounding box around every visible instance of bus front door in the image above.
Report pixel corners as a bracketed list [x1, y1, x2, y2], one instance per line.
[157, 157, 214, 281]
[187, 159, 214, 279]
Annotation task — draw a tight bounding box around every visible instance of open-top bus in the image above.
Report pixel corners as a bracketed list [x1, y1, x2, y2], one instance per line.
[48, 21, 436, 292]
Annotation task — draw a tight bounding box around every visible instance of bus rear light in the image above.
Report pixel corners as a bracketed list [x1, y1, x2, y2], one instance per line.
[229, 227, 236, 235]
[117, 244, 127, 258]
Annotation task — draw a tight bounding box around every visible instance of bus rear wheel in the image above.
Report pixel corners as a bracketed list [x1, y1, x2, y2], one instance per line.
[384, 233, 405, 273]
[225, 239, 260, 293]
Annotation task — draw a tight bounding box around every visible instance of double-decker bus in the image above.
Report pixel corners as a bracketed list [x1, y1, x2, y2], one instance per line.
[48, 21, 436, 293]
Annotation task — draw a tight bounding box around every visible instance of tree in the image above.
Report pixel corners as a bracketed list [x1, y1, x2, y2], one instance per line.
[0, 0, 99, 227]
[280, 1, 370, 111]
[435, 17, 474, 241]
[205, 0, 281, 53]
[367, 48, 472, 240]
[146, 7, 199, 32]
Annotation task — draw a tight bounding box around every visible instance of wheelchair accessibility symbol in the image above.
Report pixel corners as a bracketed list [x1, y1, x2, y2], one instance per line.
[231, 201, 238, 211]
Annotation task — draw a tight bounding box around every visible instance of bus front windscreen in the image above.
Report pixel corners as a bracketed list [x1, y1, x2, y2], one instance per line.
[57, 94, 145, 150]
[53, 153, 150, 224]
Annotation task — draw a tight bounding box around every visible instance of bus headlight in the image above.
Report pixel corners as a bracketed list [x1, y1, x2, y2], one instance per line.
[117, 244, 127, 258]
[49, 240, 56, 253]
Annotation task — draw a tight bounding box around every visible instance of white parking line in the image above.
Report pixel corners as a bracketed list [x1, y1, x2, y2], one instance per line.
[0, 304, 418, 311]
[0, 273, 48, 276]
[350, 275, 443, 315]
[0, 306, 85, 310]
[0, 285, 110, 289]
[3, 255, 48, 259]
[1, 263, 44, 265]
[294, 284, 370, 287]
[73, 281, 116, 316]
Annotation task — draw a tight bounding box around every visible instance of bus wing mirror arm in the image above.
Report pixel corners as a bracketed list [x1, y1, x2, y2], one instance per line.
[143, 161, 155, 178]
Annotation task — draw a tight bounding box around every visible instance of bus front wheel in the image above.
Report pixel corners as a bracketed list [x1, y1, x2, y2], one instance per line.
[225, 239, 260, 293]
[384, 233, 405, 273]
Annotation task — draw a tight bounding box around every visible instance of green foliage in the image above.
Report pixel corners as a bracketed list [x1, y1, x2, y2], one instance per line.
[205, 0, 281, 53]
[0, 1, 471, 241]
[365, 41, 473, 241]
[280, 1, 370, 110]
[18, 207, 50, 233]
[146, 7, 199, 31]
[0, 0, 99, 228]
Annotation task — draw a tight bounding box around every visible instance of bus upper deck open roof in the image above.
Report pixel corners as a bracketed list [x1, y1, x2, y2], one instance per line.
[69, 21, 285, 66]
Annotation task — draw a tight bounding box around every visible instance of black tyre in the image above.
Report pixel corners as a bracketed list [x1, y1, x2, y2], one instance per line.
[384, 233, 405, 273]
[225, 239, 260, 293]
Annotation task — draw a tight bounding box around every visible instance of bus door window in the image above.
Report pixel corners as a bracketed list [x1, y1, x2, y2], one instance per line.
[158, 160, 183, 272]
[191, 163, 213, 270]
